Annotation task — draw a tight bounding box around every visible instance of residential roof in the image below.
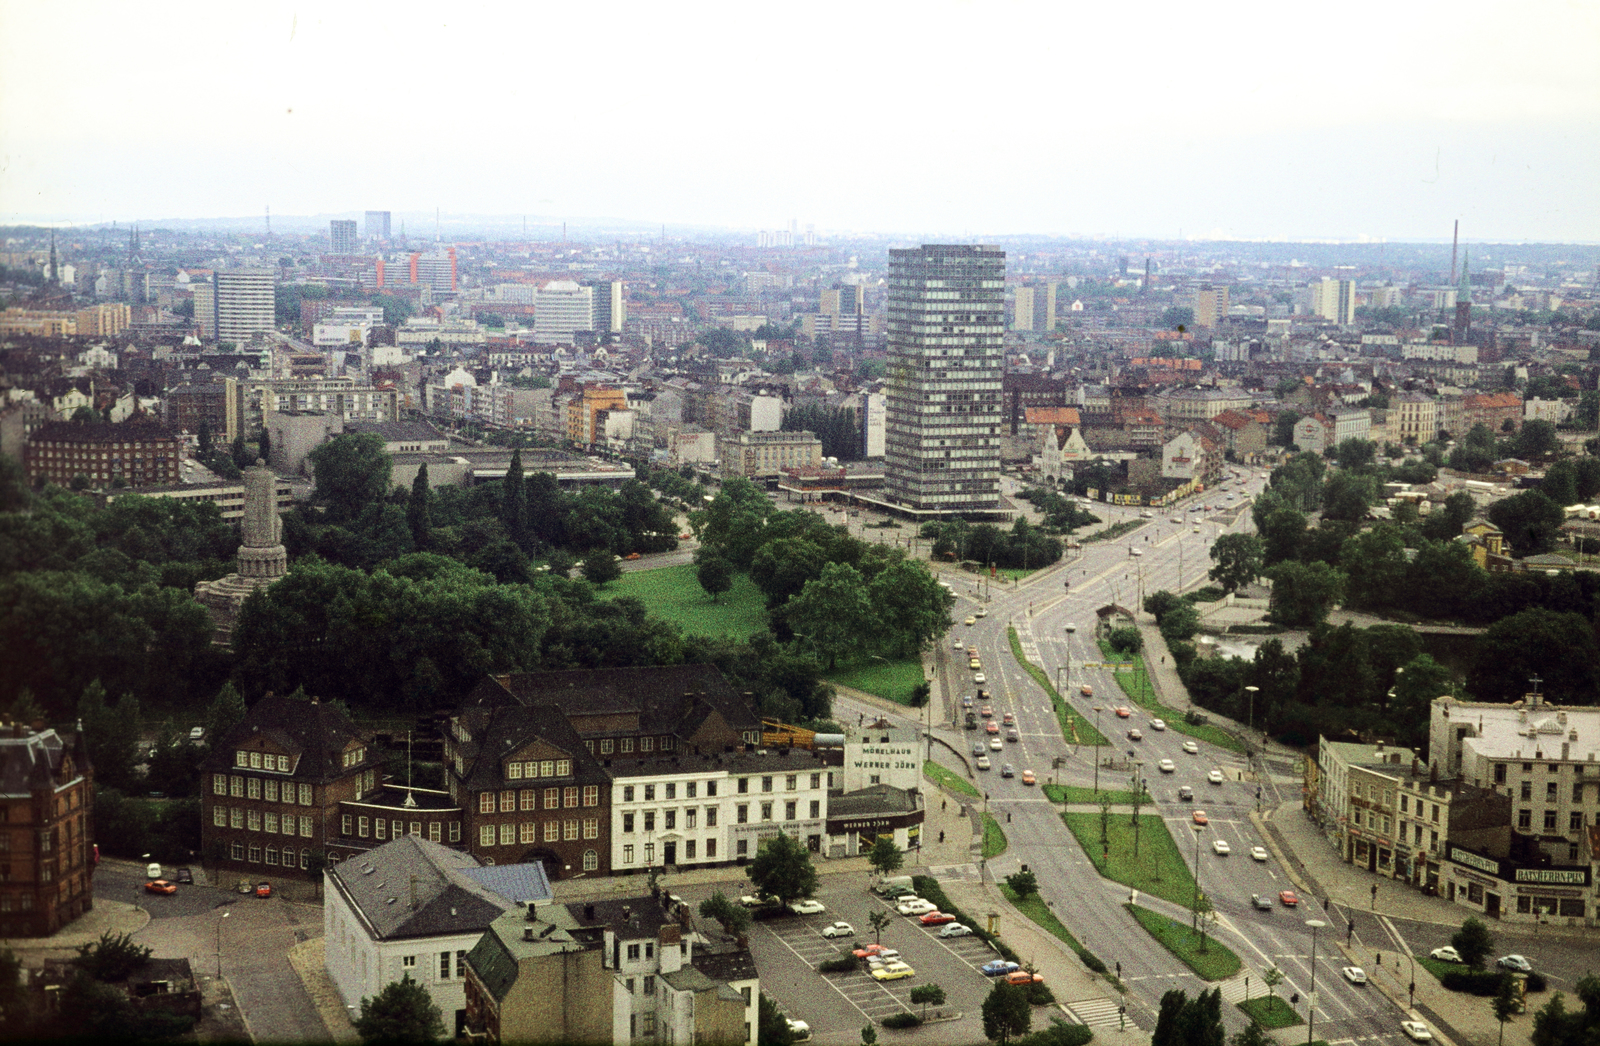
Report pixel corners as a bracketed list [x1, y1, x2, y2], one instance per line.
[1023, 406, 1080, 426]
[329, 836, 527, 942]
[466, 908, 590, 1005]
[198, 693, 375, 781]
[0, 727, 83, 798]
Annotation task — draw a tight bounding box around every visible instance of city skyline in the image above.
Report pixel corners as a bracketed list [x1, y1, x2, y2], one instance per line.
[2, 2, 1598, 243]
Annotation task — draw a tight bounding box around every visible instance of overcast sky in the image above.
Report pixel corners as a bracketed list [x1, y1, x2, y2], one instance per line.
[3, 1, 1598, 242]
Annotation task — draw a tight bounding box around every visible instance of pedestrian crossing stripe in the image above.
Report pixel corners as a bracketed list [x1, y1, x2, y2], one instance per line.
[1061, 997, 1134, 1029]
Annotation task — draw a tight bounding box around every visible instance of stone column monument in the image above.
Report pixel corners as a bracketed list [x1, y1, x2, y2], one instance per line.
[195, 461, 288, 646]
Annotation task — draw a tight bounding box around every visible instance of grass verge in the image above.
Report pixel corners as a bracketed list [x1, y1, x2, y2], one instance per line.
[1125, 904, 1241, 980]
[1081, 519, 1145, 544]
[1237, 996, 1303, 1028]
[925, 760, 980, 799]
[1008, 627, 1110, 747]
[1097, 640, 1245, 754]
[1416, 954, 1471, 982]
[998, 884, 1122, 991]
[1042, 785, 1148, 805]
[1062, 811, 1201, 910]
[982, 814, 1008, 859]
[825, 656, 925, 706]
[600, 563, 767, 638]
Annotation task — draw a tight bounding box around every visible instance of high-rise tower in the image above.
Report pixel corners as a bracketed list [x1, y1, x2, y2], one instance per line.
[214, 269, 276, 344]
[329, 219, 358, 255]
[884, 244, 1005, 513]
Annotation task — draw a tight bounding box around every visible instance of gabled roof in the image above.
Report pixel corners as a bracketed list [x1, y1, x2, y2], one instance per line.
[198, 693, 374, 780]
[0, 728, 82, 798]
[330, 836, 536, 942]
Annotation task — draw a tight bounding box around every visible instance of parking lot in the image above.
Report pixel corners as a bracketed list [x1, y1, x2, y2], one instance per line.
[744, 880, 1033, 1045]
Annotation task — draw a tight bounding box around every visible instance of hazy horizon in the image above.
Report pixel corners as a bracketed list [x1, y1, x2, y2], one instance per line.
[4, 1, 1598, 244]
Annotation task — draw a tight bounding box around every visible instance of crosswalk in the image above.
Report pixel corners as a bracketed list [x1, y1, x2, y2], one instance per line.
[1060, 996, 1134, 1029]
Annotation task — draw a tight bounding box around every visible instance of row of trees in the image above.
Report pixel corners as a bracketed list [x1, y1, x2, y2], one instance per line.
[781, 404, 861, 462]
[919, 517, 1064, 571]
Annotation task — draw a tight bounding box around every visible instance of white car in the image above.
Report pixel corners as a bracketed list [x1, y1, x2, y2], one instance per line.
[1250, 846, 1270, 862]
[897, 899, 936, 916]
[1207, 769, 1225, 785]
[939, 923, 973, 938]
[1212, 839, 1231, 855]
[738, 895, 774, 908]
[973, 673, 986, 684]
[1400, 1020, 1434, 1041]
[790, 899, 826, 915]
[1429, 946, 1462, 963]
[954, 639, 964, 650]
[1342, 966, 1368, 985]
[976, 755, 991, 770]
[820, 921, 855, 938]
[1157, 759, 1176, 773]
[1182, 740, 1199, 755]
[786, 1019, 812, 1043]
[1149, 718, 1166, 731]
[989, 737, 1003, 751]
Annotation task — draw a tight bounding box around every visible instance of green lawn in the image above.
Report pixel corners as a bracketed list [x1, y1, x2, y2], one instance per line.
[982, 814, 1008, 859]
[999, 884, 1119, 987]
[1237, 996, 1302, 1028]
[1042, 784, 1148, 805]
[825, 657, 925, 706]
[1097, 641, 1245, 754]
[1063, 812, 1202, 910]
[1125, 904, 1241, 981]
[925, 760, 980, 799]
[600, 563, 768, 638]
[1008, 627, 1110, 747]
[1416, 954, 1472, 982]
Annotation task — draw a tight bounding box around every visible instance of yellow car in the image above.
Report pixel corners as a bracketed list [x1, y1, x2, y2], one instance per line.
[965, 616, 976, 626]
[871, 962, 916, 981]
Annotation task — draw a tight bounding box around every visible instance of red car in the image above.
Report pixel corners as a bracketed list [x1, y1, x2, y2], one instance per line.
[985, 721, 1000, 735]
[851, 943, 888, 959]
[144, 879, 177, 895]
[1279, 890, 1300, 907]
[1005, 971, 1045, 986]
[255, 882, 273, 898]
[919, 911, 956, 926]
[1192, 810, 1209, 825]
[1114, 706, 1131, 718]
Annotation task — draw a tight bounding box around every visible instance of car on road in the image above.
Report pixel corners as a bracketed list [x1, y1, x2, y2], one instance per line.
[973, 673, 986, 684]
[175, 867, 194, 884]
[980, 705, 993, 718]
[965, 616, 976, 626]
[1081, 685, 1094, 697]
[1002, 711, 1015, 725]
[1497, 955, 1533, 972]
[1178, 786, 1194, 801]
[962, 694, 974, 709]
[1021, 770, 1036, 785]
[255, 882, 273, 898]
[976, 755, 992, 770]
[1192, 810, 1209, 824]
[975, 608, 987, 617]
[1114, 706, 1130, 717]
[1251, 894, 1273, 911]
[1400, 1020, 1434, 1041]
[989, 738, 1003, 751]
[1193, 525, 1201, 533]
[1127, 728, 1143, 741]
[146, 862, 163, 878]
[1207, 769, 1225, 785]
[1250, 846, 1270, 862]
[1140, 511, 1153, 519]
[1342, 966, 1368, 985]
[1000, 764, 1014, 778]
[1157, 759, 1175, 773]
[939, 923, 973, 938]
[980, 960, 1021, 977]
[1129, 548, 1143, 557]
[972, 742, 986, 756]
[986, 721, 1000, 735]
[1428, 946, 1462, 963]
[1171, 517, 1183, 524]
[821, 922, 855, 938]
[954, 639, 964, 650]
[1150, 718, 1166, 731]
[1212, 839, 1231, 855]
[144, 879, 177, 895]
[872, 962, 915, 982]
[1182, 740, 1199, 754]
[785, 1019, 812, 1043]
[1006, 728, 1019, 742]
[1278, 890, 1299, 907]
[790, 900, 826, 915]
[920, 911, 956, 926]
[1005, 971, 1044, 986]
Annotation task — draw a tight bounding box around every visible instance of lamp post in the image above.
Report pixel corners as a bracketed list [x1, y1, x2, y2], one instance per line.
[1305, 918, 1328, 1046]
[1191, 823, 1205, 930]
[1131, 761, 1144, 857]
[1244, 685, 1259, 741]
[216, 910, 230, 979]
[1092, 706, 1104, 793]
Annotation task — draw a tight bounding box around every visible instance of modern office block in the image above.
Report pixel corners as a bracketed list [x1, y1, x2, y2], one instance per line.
[215, 269, 276, 344]
[329, 220, 359, 255]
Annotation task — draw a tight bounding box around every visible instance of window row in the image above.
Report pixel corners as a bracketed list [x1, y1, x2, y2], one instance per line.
[619, 780, 720, 803]
[620, 838, 718, 865]
[1516, 809, 1593, 831]
[1515, 781, 1589, 802]
[581, 735, 677, 756]
[622, 807, 720, 833]
[732, 774, 822, 796]
[214, 774, 313, 805]
[477, 819, 600, 845]
[213, 806, 314, 837]
[478, 786, 598, 813]
[235, 751, 293, 773]
[228, 842, 314, 868]
[342, 815, 461, 843]
[505, 758, 573, 781]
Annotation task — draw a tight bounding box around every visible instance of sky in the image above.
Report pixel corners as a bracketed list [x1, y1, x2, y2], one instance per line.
[3, 1, 1598, 242]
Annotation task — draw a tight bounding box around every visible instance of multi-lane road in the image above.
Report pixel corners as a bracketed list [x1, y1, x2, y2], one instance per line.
[835, 472, 1436, 1043]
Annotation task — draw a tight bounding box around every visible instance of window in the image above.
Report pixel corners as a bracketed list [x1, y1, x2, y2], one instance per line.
[250, 752, 262, 769]
[501, 823, 516, 845]
[623, 786, 635, 803]
[430, 823, 441, 842]
[809, 800, 820, 818]
[500, 791, 516, 813]
[508, 761, 523, 780]
[1521, 782, 1533, 800]
[644, 843, 654, 863]
[583, 817, 598, 839]
[686, 782, 697, 799]
[265, 846, 277, 866]
[623, 844, 634, 864]
[544, 788, 559, 810]
[248, 845, 261, 863]
[686, 809, 696, 829]
[583, 785, 599, 807]
[247, 810, 261, 831]
[1547, 782, 1559, 801]
[449, 823, 460, 843]
[706, 807, 718, 827]
[685, 840, 696, 860]
[301, 815, 313, 838]
[403, 955, 416, 969]
[235, 751, 249, 768]
[583, 849, 598, 871]
[623, 813, 635, 834]
[644, 812, 655, 832]
[785, 801, 796, 820]
[643, 975, 655, 995]
[761, 802, 773, 821]
[359, 817, 370, 838]
[441, 951, 453, 979]
[376, 819, 386, 840]
[521, 823, 536, 844]
[1570, 811, 1584, 831]
[214, 774, 228, 796]
[1399, 796, 1408, 813]
[737, 778, 748, 794]
[410, 822, 421, 837]
[621, 738, 633, 753]
[214, 806, 228, 827]
[480, 826, 495, 846]
[601, 739, 614, 755]
[1518, 809, 1532, 829]
[564, 787, 578, 808]
[810, 773, 821, 789]
[1544, 810, 1558, 830]
[265, 812, 278, 834]
[627, 944, 641, 961]
[644, 785, 656, 802]
[544, 821, 559, 842]
[1494, 763, 1507, 784]
[665, 811, 676, 830]
[540, 760, 555, 778]
[231, 842, 244, 861]
[564, 820, 578, 841]
[762, 776, 773, 793]
[706, 839, 717, 858]
[662, 736, 675, 751]
[641, 737, 654, 752]
[736, 839, 748, 857]
[1431, 805, 1440, 823]
[786, 775, 797, 791]
[247, 778, 261, 800]
[707, 780, 717, 797]
[299, 783, 312, 805]
[1574, 783, 1585, 803]
[521, 790, 536, 812]
[265, 780, 279, 803]
[737, 805, 748, 824]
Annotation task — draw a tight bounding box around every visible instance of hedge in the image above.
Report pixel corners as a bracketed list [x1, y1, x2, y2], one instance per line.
[881, 1013, 922, 1029]
[1440, 970, 1510, 996]
[817, 954, 857, 973]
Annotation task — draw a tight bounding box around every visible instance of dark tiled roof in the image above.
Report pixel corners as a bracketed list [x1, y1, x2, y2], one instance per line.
[0, 729, 74, 797]
[488, 665, 761, 736]
[455, 704, 610, 794]
[198, 694, 374, 781]
[30, 419, 178, 444]
[566, 894, 683, 941]
[695, 946, 759, 986]
[329, 836, 525, 941]
[826, 784, 919, 817]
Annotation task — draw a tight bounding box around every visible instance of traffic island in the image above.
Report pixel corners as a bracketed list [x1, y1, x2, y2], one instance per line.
[1236, 995, 1302, 1028]
[1124, 904, 1241, 981]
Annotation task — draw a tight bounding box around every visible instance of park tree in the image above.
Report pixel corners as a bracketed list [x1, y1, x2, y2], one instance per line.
[868, 910, 891, 945]
[309, 433, 392, 523]
[1107, 627, 1142, 655]
[697, 554, 735, 603]
[1322, 470, 1378, 522]
[502, 448, 526, 548]
[1494, 973, 1519, 1046]
[1158, 601, 1201, 644]
[1452, 916, 1495, 970]
[749, 537, 829, 609]
[698, 892, 752, 937]
[1515, 419, 1560, 460]
[1152, 988, 1224, 1046]
[203, 681, 248, 747]
[73, 930, 151, 982]
[867, 837, 904, 878]
[1208, 533, 1264, 594]
[76, 680, 141, 792]
[981, 980, 1032, 1046]
[1487, 489, 1565, 556]
[746, 832, 818, 906]
[782, 563, 874, 668]
[1389, 654, 1460, 748]
[1253, 494, 1307, 566]
[910, 983, 947, 1020]
[1468, 608, 1600, 704]
[757, 993, 794, 1046]
[1333, 437, 1376, 471]
[1265, 561, 1345, 628]
[582, 552, 622, 586]
[1261, 965, 1284, 1001]
[407, 463, 432, 550]
[1339, 526, 1408, 611]
[354, 975, 446, 1044]
[1004, 869, 1038, 900]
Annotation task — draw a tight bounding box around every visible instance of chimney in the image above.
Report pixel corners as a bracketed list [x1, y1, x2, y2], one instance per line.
[525, 901, 537, 921]
[523, 926, 535, 941]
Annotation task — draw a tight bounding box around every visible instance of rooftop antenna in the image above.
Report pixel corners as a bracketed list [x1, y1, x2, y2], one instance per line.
[1529, 675, 1542, 696]
[403, 728, 417, 806]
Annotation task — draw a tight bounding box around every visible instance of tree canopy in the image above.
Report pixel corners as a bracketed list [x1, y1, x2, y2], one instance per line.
[746, 832, 818, 906]
[354, 975, 446, 1044]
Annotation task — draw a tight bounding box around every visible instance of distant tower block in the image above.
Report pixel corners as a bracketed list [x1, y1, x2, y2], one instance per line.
[194, 461, 287, 645]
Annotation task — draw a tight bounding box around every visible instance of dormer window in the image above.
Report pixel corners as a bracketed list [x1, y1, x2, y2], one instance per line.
[250, 752, 262, 769]
[235, 751, 249, 768]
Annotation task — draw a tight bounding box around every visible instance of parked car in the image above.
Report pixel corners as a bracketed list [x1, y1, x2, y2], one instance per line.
[255, 882, 273, 898]
[785, 1019, 812, 1043]
[897, 899, 936, 916]
[872, 963, 915, 982]
[954, 640, 964, 650]
[1249, 847, 1270, 862]
[144, 879, 177, 895]
[1400, 1021, 1434, 1041]
[1251, 894, 1273, 911]
[972, 742, 986, 756]
[738, 894, 776, 908]
[980, 705, 994, 718]
[1021, 770, 1036, 786]
[188, 726, 205, 741]
[975, 608, 987, 617]
[919, 911, 956, 926]
[821, 921, 855, 938]
[1005, 971, 1044, 986]
[1497, 955, 1533, 972]
[790, 899, 825, 916]
[852, 944, 889, 959]
[938, 922, 973, 938]
[175, 867, 194, 884]
[1006, 728, 1019, 742]
[1212, 839, 1231, 855]
[1192, 810, 1209, 825]
[980, 960, 1021, 977]
[146, 862, 162, 878]
[1182, 740, 1199, 754]
[961, 694, 973, 708]
[1278, 890, 1299, 907]
[1002, 711, 1015, 725]
[1429, 946, 1462, 963]
[1342, 967, 1368, 985]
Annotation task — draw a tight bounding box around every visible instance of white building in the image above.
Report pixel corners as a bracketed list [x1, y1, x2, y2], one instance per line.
[1310, 278, 1357, 325]
[214, 269, 276, 345]
[534, 281, 595, 344]
[323, 836, 551, 1038]
[862, 391, 886, 458]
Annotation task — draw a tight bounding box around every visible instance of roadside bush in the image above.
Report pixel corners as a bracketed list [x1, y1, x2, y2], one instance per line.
[817, 954, 857, 973]
[1026, 982, 1056, 1006]
[881, 1013, 922, 1028]
[1015, 1019, 1094, 1046]
[1440, 970, 1509, 996]
[1187, 586, 1226, 603]
[1077, 950, 1107, 975]
[1526, 972, 1547, 993]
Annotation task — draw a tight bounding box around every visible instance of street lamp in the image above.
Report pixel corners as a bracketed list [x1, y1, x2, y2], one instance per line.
[1305, 918, 1328, 1046]
[1244, 686, 1259, 741]
[1092, 706, 1104, 793]
[216, 910, 230, 979]
[1131, 761, 1144, 857]
[1191, 823, 1205, 930]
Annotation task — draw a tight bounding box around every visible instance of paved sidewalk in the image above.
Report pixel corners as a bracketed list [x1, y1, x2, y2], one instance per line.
[0, 898, 149, 957]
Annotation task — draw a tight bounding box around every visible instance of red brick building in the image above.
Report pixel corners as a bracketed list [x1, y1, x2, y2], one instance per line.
[0, 724, 95, 937]
[24, 419, 183, 489]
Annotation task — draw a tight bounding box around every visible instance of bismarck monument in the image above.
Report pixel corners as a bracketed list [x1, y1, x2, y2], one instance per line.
[195, 460, 287, 645]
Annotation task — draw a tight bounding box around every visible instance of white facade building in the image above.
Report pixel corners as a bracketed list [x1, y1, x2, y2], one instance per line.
[214, 269, 276, 344]
[535, 281, 595, 344]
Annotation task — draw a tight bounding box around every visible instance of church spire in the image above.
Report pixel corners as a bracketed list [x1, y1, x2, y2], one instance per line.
[1456, 248, 1472, 304]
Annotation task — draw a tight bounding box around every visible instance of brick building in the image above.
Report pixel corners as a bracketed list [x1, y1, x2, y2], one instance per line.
[23, 419, 184, 489]
[0, 723, 95, 937]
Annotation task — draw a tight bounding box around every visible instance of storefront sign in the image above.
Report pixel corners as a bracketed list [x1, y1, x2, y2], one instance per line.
[1450, 846, 1501, 875]
[1514, 867, 1589, 886]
